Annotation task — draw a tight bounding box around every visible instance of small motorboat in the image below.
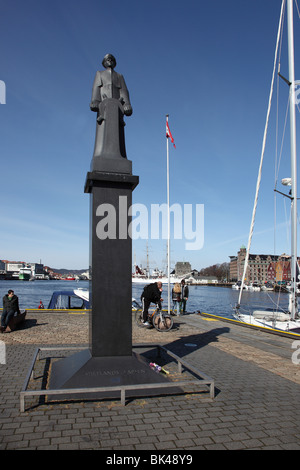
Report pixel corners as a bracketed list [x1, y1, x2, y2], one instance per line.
[47, 289, 141, 311]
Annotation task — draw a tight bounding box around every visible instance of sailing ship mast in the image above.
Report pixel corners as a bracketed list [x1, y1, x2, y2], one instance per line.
[236, 0, 299, 321]
[236, 0, 285, 307]
[287, 0, 298, 320]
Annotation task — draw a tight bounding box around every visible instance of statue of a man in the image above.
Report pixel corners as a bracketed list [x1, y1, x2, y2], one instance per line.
[90, 54, 133, 170]
[90, 54, 132, 122]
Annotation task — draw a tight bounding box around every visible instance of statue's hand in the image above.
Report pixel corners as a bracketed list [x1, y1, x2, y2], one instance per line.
[90, 101, 99, 112]
[123, 105, 133, 116]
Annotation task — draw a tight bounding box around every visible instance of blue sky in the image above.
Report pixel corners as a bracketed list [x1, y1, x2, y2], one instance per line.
[1, 0, 300, 271]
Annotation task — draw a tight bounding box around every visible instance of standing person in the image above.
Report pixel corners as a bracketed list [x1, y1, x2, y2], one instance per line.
[1, 290, 20, 333]
[140, 281, 163, 326]
[181, 280, 189, 314]
[172, 283, 182, 316]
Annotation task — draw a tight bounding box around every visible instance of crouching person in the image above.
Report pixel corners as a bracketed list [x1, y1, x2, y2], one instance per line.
[141, 281, 163, 326]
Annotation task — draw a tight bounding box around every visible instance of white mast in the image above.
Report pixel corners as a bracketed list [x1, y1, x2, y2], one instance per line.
[236, 0, 285, 307]
[287, 0, 298, 320]
[166, 114, 171, 315]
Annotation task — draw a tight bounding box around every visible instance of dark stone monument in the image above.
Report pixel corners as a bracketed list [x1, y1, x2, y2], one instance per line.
[48, 54, 173, 401]
[86, 53, 138, 357]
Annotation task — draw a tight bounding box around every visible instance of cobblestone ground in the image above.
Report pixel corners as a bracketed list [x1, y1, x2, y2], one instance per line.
[1, 311, 300, 450]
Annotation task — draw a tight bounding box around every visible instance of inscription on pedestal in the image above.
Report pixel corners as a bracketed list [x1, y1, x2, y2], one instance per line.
[85, 368, 146, 377]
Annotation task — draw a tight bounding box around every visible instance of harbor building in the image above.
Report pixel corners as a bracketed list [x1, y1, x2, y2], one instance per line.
[175, 261, 192, 277]
[229, 247, 294, 284]
[4, 261, 26, 279]
[1, 260, 47, 280]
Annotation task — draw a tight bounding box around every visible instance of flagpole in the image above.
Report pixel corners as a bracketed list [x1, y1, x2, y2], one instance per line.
[166, 114, 171, 315]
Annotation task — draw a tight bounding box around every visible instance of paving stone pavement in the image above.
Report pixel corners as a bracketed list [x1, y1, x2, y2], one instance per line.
[1, 310, 300, 450]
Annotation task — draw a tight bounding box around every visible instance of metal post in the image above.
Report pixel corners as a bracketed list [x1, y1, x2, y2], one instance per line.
[166, 115, 171, 315]
[287, 0, 298, 320]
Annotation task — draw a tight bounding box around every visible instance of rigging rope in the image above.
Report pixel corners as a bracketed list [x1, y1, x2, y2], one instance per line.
[295, 0, 300, 18]
[237, 0, 286, 307]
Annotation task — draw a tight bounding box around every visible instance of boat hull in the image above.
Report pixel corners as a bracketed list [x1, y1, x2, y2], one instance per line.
[19, 274, 30, 281]
[233, 312, 300, 334]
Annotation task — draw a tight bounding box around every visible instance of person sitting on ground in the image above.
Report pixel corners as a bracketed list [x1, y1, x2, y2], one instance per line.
[140, 281, 163, 326]
[1, 289, 20, 333]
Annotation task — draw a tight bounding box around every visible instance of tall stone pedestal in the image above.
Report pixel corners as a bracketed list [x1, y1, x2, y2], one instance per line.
[84, 170, 139, 357]
[46, 164, 187, 404]
[49, 164, 173, 401]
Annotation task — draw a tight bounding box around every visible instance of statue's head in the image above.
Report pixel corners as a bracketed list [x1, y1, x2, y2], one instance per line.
[102, 54, 116, 69]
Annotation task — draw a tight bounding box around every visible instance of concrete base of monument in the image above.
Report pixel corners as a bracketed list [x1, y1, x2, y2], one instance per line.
[20, 344, 214, 411]
[47, 348, 182, 403]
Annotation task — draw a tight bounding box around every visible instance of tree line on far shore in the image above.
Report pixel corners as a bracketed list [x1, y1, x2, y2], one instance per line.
[198, 262, 230, 282]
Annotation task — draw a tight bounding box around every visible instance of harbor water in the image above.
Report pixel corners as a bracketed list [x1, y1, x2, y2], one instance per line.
[0, 280, 290, 319]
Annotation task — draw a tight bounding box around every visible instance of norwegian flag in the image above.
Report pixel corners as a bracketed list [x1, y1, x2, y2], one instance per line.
[166, 120, 176, 148]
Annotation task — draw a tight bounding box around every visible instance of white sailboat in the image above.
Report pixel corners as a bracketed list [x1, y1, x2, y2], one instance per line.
[234, 0, 300, 334]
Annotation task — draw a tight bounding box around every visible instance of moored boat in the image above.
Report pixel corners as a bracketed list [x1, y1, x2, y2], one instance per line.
[19, 267, 31, 281]
[46, 288, 141, 311]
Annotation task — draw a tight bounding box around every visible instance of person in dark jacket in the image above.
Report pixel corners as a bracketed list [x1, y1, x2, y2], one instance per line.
[181, 280, 189, 314]
[140, 281, 163, 326]
[1, 290, 20, 332]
